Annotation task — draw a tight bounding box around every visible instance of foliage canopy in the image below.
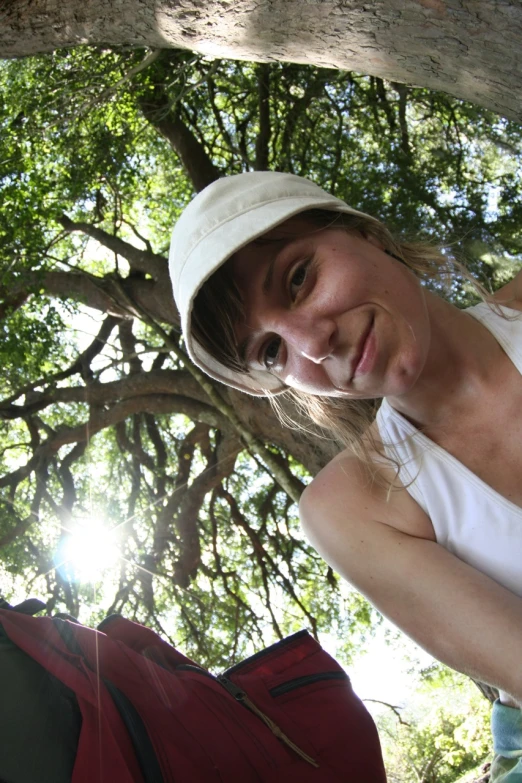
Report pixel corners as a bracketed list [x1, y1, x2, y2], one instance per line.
[1, 48, 521, 690]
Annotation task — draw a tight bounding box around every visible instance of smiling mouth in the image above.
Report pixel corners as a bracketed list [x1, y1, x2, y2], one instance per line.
[351, 317, 375, 381]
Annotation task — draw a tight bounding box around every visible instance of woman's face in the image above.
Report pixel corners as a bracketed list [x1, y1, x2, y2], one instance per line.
[230, 217, 432, 399]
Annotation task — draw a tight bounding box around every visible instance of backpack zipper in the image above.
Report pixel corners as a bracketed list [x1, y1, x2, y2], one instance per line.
[176, 663, 216, 679]
[222, 629, 309, 677]
[269, 670, 348, 697]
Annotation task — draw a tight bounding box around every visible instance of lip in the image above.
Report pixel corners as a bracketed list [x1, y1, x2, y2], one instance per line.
[352, 318, 376, 380]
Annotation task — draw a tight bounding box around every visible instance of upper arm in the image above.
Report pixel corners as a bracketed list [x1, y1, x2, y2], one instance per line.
[300, 455, 522, 699]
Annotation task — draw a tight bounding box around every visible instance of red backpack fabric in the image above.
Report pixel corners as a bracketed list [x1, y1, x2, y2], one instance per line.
[0, 608, 387, 782]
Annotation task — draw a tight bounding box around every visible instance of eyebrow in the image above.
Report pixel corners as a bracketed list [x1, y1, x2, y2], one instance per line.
[237, 248, 283, 367]
[262, 255, 277, 295]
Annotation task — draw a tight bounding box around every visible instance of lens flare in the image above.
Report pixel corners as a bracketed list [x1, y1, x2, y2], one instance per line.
[58, 518, 119, 582]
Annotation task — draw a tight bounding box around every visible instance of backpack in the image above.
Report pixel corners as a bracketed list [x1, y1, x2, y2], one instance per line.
[0, 605, 387, 782]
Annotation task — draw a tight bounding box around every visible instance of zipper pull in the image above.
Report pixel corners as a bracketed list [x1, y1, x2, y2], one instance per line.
[217, 675, 246, 701]
[217, 675, 319, 768]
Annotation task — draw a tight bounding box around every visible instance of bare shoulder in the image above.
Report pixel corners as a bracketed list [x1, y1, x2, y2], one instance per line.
[300, 446, 435, 547]
[492, 267, 522, 312]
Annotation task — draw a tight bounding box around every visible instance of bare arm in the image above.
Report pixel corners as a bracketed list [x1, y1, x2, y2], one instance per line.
[300, 454, 522, 702]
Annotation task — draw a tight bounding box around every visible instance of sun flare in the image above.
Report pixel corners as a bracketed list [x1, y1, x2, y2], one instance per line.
[58, 518, 120, 582]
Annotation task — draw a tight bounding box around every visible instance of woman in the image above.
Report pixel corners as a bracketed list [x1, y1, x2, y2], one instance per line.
[169, 171, 522, 773]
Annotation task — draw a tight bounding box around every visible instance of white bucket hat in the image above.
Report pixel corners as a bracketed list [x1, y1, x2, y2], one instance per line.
[169, 171, 376, 395]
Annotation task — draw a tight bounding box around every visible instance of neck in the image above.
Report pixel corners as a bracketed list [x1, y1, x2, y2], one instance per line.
[386, 295, 503, 430]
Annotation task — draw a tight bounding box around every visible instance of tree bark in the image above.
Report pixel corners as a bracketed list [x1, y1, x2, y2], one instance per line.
[40, 269, 177, 325]
[1, 1, 521, 121]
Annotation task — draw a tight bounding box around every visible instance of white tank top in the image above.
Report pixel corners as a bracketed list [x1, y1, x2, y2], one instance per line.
[376, 302, 522, 598]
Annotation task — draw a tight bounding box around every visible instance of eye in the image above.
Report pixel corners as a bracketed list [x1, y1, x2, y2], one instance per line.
[262, 337, 282, 369]
[288, 260, 310, 300]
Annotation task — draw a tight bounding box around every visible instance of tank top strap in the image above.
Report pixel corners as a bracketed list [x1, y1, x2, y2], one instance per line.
[466, 302, 522, 374]
[375, 400, 429, 513]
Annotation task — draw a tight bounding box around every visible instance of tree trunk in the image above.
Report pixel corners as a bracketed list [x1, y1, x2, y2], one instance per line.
[1, 1, 521, 121]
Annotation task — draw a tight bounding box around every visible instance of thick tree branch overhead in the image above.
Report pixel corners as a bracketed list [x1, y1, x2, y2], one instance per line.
[1, 1, 522, 121]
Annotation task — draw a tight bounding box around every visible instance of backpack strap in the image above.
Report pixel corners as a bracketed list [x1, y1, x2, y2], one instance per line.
[0, 597, 46, 615]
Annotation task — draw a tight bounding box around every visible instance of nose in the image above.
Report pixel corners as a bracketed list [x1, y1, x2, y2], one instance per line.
[282, 313, 336, 364]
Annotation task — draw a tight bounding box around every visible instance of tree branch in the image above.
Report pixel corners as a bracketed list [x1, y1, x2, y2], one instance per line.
[0, 290, 29, 320]
[280, 69, 330, 173]
[374, 77, 396, 134]
[1, 369, 212, 420]
[138, 68, 220, 192]
[118, 320, 143, 375]
[109, 282, 306, 502]
[1, 315, 119, 407]
[0, 394, 229, 492]
[218, 487, 317, 635]
[255, 63, 271, 171]
[363, 699, 410, 726]
[390, 81, 412, 160]
[59, 215, 168, 280]
[0, 458, 48, 548]
[37, 268, 177, 325]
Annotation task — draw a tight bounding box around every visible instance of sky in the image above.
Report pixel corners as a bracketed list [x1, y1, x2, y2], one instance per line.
[321, 619, 436, 718]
